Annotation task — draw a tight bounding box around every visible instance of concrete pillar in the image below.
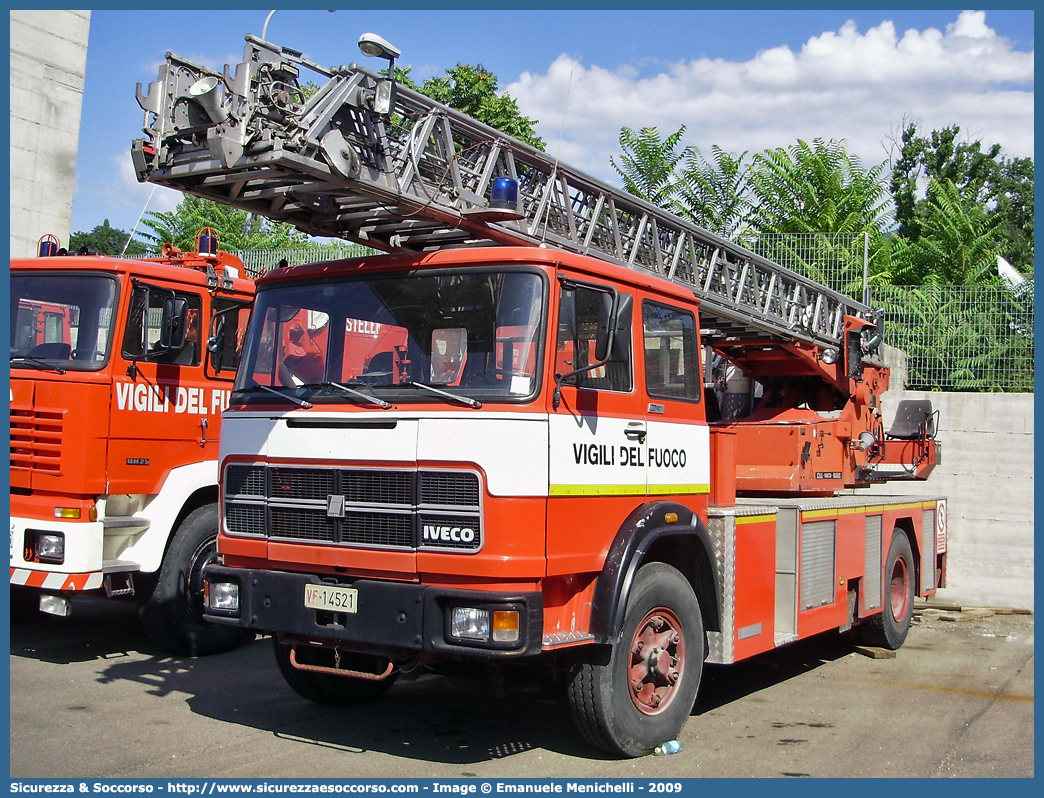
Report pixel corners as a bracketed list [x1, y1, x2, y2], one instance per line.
[10, 10, 91, 258]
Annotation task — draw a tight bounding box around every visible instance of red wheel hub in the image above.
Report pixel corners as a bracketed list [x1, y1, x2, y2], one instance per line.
[889, 555, 910, 621]
[627, 608, 685, 715]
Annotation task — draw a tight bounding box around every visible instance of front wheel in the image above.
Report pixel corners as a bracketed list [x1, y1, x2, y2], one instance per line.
[138, 504, 254, 657]
[859, 531, 915, 650]
[568, 562, 704, 757]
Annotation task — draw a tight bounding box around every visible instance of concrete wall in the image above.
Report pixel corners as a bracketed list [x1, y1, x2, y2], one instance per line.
[867, 391, 1034, 610]
[9, 10, 91, 258]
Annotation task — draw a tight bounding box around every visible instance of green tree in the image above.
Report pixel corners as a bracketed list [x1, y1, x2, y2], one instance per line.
[69, 219, 148, 256]
[609, 126, 686, 208]
[137, 195, 311, 253]
[673, 145, 751, 239]
[889, 122, 1033, 273]
[886, 179, 1003, 285]
[398, 64, 544, 151]
[747, 138, 889, 235]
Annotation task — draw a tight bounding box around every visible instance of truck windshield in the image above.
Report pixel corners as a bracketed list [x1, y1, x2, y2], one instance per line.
[233, 268, 545, 406]
[10, 272, 119, 372]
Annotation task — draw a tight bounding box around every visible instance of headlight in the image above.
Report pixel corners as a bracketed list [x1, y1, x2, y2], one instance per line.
[34, 532, 65, 564]
[205, 580, 240, 613]
[450, 607, 490, 641]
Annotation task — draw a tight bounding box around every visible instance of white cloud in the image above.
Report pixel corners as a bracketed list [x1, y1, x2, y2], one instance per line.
[506, 11, 1034, 184]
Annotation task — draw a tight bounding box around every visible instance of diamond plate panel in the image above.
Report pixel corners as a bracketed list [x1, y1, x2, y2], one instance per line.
[922, 509, 936, 592]
[705, 513, 735, 665]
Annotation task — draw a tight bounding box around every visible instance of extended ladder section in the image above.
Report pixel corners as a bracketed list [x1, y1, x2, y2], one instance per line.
[132, 34, 869, 352]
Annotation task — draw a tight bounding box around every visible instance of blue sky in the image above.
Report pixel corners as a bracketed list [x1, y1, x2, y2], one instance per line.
[69, 8, 1034, 240]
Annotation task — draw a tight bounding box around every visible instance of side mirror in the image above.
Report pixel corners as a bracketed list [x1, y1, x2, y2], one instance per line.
[609, 293, 632, 363]
[129, 285, 150, 354]
[594, 291, 615, 363]
[594, 290, 631, 363]
[160, 296, 187, 350]
[207, 316, 226, 374]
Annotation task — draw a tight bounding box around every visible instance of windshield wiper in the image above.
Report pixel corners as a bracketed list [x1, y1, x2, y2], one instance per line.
[405, 380, 481, 409]
[240, 383, 313, 408]
[306, 382, 391, 410]
[10, 355, 66, 374]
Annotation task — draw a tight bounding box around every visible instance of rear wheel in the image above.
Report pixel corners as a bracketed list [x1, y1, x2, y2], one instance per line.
[273, 638, 398, 706]
[138, 504, 253, 657]
[568, 562, 703, 757]
[860, 531, 915, 650]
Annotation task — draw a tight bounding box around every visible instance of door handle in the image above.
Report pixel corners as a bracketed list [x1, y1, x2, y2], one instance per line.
[625, 422, 646, 443]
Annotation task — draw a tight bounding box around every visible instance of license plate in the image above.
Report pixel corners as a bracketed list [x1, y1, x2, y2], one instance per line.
[304, 583, 358, 613]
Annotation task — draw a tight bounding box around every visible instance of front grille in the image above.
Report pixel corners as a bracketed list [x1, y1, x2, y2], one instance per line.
[226, 465, 265, 497]
[420, 471, 480, 506]
[226, 503, 266, 536]
[10, 407, 64, 473]
[342, 470, 412, 505]
[343, 512, 413, 548]
[271, 467, 334, 502]
[271, 507, 335, 542]
[223, 466, 482, 551]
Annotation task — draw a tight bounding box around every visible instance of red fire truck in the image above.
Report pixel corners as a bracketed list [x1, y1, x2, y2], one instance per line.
[133, 34, 947, 754]
[10, 235, 256, 656]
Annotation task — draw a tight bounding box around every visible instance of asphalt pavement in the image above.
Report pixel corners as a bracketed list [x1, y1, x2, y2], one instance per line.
[8, 596, 1034, 778]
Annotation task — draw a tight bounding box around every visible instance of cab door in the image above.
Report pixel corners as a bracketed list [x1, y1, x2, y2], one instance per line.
[639, 296, 710, 505]
[108, 278, 210, 495]
[546, 278, 646, 576]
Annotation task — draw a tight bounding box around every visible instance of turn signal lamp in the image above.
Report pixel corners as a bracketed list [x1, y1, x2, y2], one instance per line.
[54, 507, 80, 519]
[665, 512, 679, 524]
[492, 610, 520, 643]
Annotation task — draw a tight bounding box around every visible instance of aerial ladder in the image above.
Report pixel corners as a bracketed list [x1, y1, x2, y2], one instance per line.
[132, 33, 937, 492]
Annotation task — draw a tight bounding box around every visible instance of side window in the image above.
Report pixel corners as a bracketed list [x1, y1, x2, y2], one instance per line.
[643, 301, 701, 402]
[206, 298, 252, 379]
[121, 288, 203, 366]
[555, 283, 632, 392]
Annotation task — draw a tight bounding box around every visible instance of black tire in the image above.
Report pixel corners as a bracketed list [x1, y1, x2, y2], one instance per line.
[273, 638, 398, 706]
[138, 504, 253, 657]
[860, 531, 915, 650]
[10, 586, 40, 623]
[568, 562, 703, 757]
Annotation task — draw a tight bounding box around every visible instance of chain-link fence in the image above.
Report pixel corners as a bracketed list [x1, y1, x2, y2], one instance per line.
[739, 232, 1033, 392]
[877, 283, 1034, 392]
[741, 232, 876, 299]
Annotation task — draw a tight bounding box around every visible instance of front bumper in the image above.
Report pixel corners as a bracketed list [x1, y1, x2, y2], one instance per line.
[202, 565, 544, 658]
[10, 515, 105, 587]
